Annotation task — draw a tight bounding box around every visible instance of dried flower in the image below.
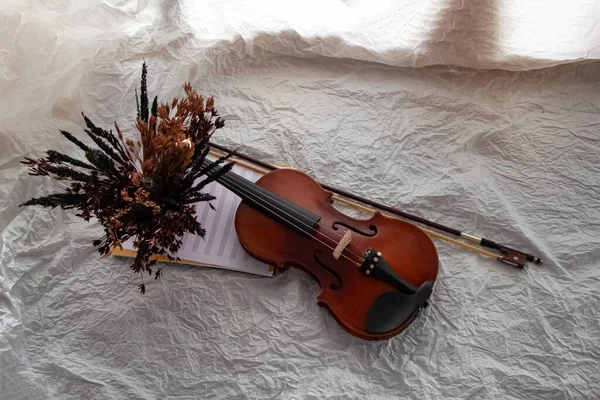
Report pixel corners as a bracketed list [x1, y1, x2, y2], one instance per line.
[20, 63, 234, 293]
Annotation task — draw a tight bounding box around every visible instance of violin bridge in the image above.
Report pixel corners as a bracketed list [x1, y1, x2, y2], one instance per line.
[333, 230, 352, 260]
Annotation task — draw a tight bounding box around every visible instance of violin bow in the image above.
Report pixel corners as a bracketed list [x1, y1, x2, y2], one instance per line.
[208, 142, 543, 269]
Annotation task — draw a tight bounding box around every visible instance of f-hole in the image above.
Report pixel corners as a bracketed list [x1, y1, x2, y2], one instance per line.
[333, 221, 377, 237]
[313, 250, 343, 290]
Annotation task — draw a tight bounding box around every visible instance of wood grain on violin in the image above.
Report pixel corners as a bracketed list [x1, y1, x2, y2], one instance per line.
[204, 159, 439, 340]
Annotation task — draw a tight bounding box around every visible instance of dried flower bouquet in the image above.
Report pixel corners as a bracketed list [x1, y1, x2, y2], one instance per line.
[20, 63, 233, 293]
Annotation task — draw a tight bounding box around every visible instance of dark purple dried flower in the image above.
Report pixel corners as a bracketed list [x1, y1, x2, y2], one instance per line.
[20, 63, 233, 293]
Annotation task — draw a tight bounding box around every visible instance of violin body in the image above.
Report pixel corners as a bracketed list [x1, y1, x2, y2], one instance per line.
[233, 168, 439, 340]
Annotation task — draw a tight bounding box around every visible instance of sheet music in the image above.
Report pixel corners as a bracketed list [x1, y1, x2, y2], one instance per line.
[120, 157, 274, 277]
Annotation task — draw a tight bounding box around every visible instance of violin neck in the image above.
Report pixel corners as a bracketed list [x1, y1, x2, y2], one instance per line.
[202, 160, 321, 236]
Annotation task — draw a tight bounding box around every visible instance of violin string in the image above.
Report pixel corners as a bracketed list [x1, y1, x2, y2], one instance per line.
[213, 173, 366, 264]
[215, 169, 370, 259]
[205, 157, 368, 258]
[216, 173, 363, 264]
[216, 171, 369, 261]
[220, 173, 360, 264]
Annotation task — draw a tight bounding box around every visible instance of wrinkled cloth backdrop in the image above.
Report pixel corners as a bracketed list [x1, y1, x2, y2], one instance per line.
[1, 1, 599, 399]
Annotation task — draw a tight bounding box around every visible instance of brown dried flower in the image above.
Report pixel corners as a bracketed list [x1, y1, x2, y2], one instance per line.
[20, 63, 234, 293]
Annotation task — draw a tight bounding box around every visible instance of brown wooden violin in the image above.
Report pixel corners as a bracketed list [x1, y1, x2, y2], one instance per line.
[201, 142, 544, 340]
[202, 155, 439, 340]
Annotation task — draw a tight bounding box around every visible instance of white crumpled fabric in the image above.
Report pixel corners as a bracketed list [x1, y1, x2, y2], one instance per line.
[1, 1, 600, 399]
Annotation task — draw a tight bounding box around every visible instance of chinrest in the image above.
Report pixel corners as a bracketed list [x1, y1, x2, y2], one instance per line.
[365, 281, 434, 334]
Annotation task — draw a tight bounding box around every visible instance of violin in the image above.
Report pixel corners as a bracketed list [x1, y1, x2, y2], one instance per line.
[202, 155, 439, 340]
[200, 142, 544, 340]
